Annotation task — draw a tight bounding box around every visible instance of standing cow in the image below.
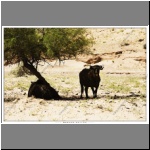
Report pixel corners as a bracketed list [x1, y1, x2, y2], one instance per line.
[79, 65, 104, 98]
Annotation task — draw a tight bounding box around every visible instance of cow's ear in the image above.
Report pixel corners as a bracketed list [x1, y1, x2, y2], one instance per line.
[99, 65, 104, 70]
[101, 65, 104, 69]
[90, 66, 93, 69]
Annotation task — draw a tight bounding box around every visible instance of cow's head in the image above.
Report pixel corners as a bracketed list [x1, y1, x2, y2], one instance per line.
[90, 65, 104, 75]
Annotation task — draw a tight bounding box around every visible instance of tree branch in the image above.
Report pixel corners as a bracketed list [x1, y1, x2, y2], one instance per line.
[23, 60, 49, 86]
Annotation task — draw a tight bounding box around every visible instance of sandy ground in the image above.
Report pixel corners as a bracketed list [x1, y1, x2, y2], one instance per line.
[3, 28, 147, 122]
[4, 96, 146, 122]
[4, 60, 147, 122]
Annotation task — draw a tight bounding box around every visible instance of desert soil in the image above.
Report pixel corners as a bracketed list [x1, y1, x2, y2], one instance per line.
[4, 28, 147, 122]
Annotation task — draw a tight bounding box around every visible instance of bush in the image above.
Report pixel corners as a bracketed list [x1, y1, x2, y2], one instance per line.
[11, 66, 32, 77]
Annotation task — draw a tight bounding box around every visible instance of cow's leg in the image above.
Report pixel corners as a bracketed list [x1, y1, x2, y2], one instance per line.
[80, 84, 84, 98]
[85, 86, 89, 98]
[94, 86, 99, 98]
[28, 83, 36, 97]
[91, 87, 95, 98]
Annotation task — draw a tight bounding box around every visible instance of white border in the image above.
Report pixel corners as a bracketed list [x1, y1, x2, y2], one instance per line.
[1, 0, 150, 1]
[0, 4, 2, 150]
[1, 26, 149, 124]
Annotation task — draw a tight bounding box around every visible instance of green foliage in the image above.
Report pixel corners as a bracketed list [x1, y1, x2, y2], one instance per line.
[10, 66, 26, 77]
[4, 28, 48, 67]
[4, 28, 93, 79]
[4, 28, 93, 65]
[43, 28, 94, 59]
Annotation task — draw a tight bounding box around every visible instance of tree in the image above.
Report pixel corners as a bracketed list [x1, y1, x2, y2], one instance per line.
[4, 28, 47, 82]
[4, 28, 93, 99]
[44, 28, 93, 65]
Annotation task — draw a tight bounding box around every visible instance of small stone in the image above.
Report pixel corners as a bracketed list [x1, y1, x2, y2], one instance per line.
[132, 103, 138, 107]
[114, 95, 117, 99]
[97, 105, 103, 109]
[105, 92, 110, 94]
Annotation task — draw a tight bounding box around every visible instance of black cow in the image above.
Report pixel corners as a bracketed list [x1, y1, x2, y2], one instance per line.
[79, 65, 104, 98]
[28, 79, 61, 100]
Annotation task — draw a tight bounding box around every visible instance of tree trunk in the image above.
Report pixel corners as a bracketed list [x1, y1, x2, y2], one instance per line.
[23, 60, 61, 100]
[23, 60, 49, 85]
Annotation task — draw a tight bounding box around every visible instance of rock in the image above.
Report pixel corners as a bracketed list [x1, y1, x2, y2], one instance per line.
[105, 92, 110, 94]
[138, 39, 144, 42]
[97, 105, 103, 109]
[132, 103, 138, 107]
[130, 92, 135, 95]
[114, 95, 118, 99]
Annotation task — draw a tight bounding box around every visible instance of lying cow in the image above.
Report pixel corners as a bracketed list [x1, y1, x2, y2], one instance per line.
[28, 79, 61, 100]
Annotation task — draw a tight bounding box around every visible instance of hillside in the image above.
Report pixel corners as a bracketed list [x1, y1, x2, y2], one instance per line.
[78, 28, 146, 73]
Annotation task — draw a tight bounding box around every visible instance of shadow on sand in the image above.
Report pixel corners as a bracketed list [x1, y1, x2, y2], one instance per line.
[4, 93, 146, 103]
